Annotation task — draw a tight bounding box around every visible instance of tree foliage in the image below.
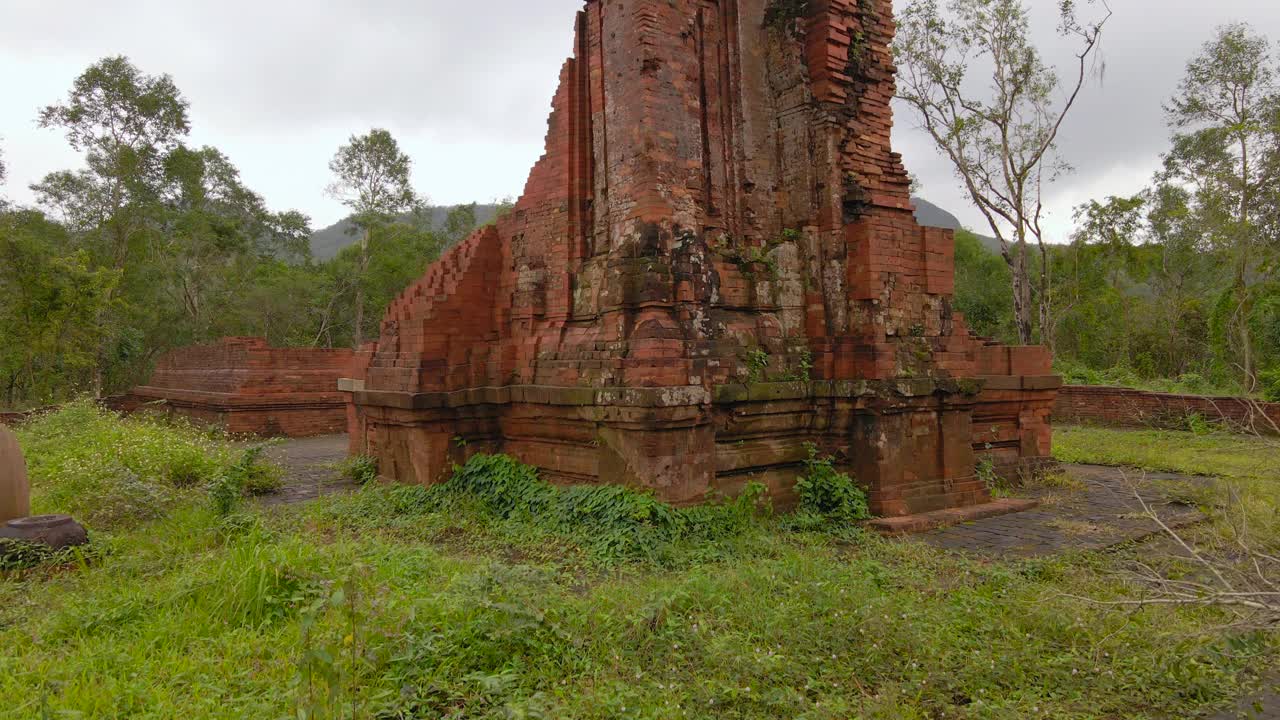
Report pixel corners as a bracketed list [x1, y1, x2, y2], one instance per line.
[326, 129, 423, 347]
[0, 58, 456, 408]
[939, 21, 1280, 397]
[0, 211, 117, 405]
[896, 0, 1111, 346]
[1159, 24, 1280, 390]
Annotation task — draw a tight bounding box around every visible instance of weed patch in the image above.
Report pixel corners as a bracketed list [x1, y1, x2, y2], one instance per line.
[788, 443, 871, 529]
[338, 455, 379, 485]
[16, 400, 278, 529]
[0, 420, 1275, 719]
[209, 446, 280, 515]
[322, 453, 771, 564]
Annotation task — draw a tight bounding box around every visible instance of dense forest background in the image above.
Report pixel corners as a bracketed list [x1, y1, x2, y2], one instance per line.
[1, 28, 1278, 408]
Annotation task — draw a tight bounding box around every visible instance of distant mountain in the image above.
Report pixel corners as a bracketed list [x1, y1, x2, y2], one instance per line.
[912, 197, 962, 231]
[310, 204, 502, 261]
[912, 196, 1002, 255]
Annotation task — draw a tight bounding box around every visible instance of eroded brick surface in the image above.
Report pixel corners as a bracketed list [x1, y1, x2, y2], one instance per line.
[347, 0, 1060, 516]
[127, 337, 355, 438]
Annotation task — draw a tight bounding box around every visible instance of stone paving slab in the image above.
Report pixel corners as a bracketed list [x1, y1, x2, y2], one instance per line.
[922, 464, 1209, 558]
[258, 434, 358, 506]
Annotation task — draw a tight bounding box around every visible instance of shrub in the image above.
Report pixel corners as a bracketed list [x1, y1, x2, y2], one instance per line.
[1261, 368, 1280, 403]
[1100, 365, 1142, 387]
[1055, 359, 1104, 386]
[436, 453, 552, 519]
[793, 444, 870, 525]
[209, 446, 279, 515]
[1182, 412, 1216, 436]
[324, 453, 771, 564]
[242, 460, 285, 496]
[435, 454, 690, 562]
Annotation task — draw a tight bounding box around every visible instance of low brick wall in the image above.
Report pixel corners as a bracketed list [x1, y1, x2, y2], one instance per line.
[1054, 385, 1280, 435]
[0, 396, 132, 428]
[126, 337, 355, 438]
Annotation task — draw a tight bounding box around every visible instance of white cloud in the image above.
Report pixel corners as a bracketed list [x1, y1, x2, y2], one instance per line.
[2, 0, 1279, 233]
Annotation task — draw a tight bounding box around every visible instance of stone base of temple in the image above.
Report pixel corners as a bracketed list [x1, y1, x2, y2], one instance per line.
[344, 376, 1061, 518]
[123, 387, 349, 438]
[973, 375, 1062, 481]
[867, 498, 1042, 535]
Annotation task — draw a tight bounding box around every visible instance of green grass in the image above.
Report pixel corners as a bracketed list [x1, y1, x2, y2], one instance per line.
[0, 414, 1276, 719]
[1055, 425, 1277, 484]
[1055, 423, 1280, 555]
[15, 400, 280, 529]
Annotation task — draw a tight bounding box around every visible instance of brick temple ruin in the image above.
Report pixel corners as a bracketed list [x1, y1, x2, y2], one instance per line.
[342, 0, 1061, 518]
[125, 338, 354, 437]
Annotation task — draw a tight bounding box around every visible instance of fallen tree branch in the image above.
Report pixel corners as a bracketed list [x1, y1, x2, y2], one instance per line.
[1065, 470, 1279, 629]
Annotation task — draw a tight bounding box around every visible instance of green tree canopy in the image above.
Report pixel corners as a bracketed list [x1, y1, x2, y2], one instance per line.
[326, 129, 423, 347]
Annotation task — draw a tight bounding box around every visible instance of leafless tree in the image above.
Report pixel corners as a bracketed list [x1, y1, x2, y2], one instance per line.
[896, 0, 1112, 346]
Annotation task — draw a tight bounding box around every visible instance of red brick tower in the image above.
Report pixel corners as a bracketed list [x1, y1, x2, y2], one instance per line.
[342, 0, 1060, 517]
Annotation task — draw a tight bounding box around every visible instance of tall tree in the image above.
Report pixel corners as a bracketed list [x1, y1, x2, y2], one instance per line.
[0, 209, 117, 405]
[158, 145, 311, 336]
[32, 56, 190, 394]
[1066, 195, 1146, 364]
[0, 139, 9, 212]
[1161, 23, 1280, 390]
[326, 129, 421, 347]
[895, 0, 1111, 346]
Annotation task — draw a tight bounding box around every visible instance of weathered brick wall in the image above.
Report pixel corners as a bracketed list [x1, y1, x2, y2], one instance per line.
[130, 338, 355, 437]
[347, 0, 1060, 517]
[973, 346, 1057, 477]
[1055, 386, 1280, 435]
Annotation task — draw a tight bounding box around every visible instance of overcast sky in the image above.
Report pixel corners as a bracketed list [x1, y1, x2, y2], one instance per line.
[2, 1, 1279, 240]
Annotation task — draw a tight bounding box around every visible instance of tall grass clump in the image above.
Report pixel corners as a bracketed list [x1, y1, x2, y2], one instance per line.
[209, 446, 284, 516]
[15, 400, 277, 529]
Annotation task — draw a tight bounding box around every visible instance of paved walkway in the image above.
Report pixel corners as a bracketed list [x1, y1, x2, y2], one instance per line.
[258, 434, 358, 506]
[923, 464, 1209, 558]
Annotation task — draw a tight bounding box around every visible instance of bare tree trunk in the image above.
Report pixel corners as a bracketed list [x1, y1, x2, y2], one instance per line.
[90, 364, 104, 399]
[1235, 133, 1258, 392]
[1012, 244, 1034, 345]
[1037, 242, 1052, 351]
[1235, 277, 1256, 393]
[353, 227, 370, 349]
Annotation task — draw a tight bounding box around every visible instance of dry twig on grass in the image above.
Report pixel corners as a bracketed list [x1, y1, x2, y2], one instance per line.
[1065, 471, 1278, 631]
